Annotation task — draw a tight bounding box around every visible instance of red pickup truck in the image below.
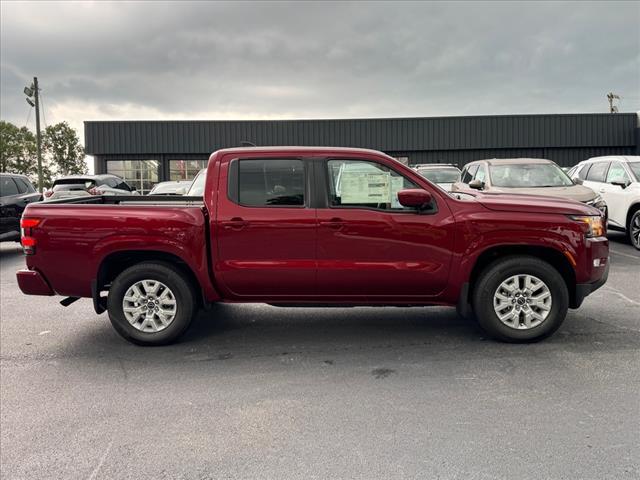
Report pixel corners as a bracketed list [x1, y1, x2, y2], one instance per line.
[17, 147, 609, 345]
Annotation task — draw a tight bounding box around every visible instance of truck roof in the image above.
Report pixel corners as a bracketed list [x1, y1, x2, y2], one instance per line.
[214, 146, 390, 157]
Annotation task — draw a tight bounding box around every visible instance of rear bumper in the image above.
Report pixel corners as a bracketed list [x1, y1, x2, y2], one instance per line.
[16, 269, 54, 296]
[573, 261, 609, 309]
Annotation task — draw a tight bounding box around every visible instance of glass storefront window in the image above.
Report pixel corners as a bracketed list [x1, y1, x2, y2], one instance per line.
[169, 160, 208, 181]
[107, 160, 159, 195]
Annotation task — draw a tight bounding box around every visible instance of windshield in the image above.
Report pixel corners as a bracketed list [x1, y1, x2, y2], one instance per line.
[490, 163, 573, 187]
[151, 182, 184, 194]
[186, 169, 207, 196]
[628, 162, 640, 181]
[417, 168, 460, 183]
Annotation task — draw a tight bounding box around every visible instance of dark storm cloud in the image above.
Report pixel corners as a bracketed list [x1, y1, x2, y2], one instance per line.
[1, 0, 639, 133]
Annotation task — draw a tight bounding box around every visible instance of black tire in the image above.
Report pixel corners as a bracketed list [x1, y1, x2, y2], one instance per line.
[628, 209, 640, 250]
[107, 261, 196, 346]
[472, 256, 569, 343]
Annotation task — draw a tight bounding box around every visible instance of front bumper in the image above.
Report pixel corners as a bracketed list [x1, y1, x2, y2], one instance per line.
[573, 260, 609, 308]
[16, 269, 54, 296]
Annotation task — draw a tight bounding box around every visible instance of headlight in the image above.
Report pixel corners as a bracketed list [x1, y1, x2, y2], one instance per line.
[570, 215, 606, 238]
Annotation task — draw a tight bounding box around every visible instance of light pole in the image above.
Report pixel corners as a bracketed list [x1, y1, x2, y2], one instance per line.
[24, 77, 43, 192]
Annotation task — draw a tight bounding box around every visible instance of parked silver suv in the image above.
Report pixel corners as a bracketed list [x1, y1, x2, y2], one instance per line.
[452, 158, 607, 216]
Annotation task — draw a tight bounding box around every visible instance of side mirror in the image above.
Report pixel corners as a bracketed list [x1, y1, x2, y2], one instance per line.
[468, 179, 484, 190]
[397, 189, 433, 210]
[573, 177, 584, 185]
[130, 186, 137, 191]
[611, 181, 629, 189]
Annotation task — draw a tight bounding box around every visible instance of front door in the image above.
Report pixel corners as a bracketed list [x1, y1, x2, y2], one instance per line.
[215, 155, 317, 298]
[315, 158, 455, 299]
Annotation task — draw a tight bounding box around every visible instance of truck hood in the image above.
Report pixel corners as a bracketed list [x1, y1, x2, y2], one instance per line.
[475, 192, 601, 215]
[488, 184, 596, 203]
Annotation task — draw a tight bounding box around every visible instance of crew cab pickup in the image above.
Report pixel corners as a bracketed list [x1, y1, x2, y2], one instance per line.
[17, 147, 609, 345]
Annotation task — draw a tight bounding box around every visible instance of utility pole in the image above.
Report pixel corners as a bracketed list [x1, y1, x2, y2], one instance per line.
[24, 77, 43, 192]
[33, 77, 43, 192]
[607, 92, 620, 113]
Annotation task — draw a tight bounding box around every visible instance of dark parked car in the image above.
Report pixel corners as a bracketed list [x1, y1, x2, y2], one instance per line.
[44, 174, 137, 200]
[0, 173, 41, 242]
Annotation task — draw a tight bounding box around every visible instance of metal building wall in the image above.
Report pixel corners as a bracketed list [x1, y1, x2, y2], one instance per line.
[86, 113, 639, 173]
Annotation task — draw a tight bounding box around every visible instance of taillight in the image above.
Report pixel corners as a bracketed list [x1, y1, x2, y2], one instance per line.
[88, 187, 100, 195]
[20, 218, 40, 255]
[44, 190, 53, 198]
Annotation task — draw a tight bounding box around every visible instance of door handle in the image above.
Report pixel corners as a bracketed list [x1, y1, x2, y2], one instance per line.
[222, 217, 248, 230]
[319, 218, 344, 230]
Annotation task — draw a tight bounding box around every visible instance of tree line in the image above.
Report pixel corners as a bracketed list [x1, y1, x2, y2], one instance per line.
[0, 120, 87, 188]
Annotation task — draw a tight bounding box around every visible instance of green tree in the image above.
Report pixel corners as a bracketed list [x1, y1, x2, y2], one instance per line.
[43, 121, 87, 175]
[0, 120, 37, 176]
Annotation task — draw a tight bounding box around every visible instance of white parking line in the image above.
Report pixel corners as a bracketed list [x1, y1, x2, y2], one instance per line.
[609, 247, 640, 261]
[603, 287, 640, 307]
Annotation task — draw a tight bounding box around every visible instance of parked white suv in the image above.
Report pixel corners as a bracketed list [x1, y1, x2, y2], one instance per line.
[568, 156, 640, 249]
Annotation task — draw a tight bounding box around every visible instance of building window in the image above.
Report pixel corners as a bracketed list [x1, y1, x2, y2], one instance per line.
[107, 160, 159, 195]
[169, 160, 208, 181]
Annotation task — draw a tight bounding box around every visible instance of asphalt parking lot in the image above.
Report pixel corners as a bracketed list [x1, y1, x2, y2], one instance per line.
[1, 234, 638, 480]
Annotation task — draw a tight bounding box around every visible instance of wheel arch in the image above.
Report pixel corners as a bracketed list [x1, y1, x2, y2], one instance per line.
[94, 250, 206, 314]
[467, 245, 578, 308]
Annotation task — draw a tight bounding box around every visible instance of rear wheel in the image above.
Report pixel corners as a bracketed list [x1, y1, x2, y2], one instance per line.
[629, 209, 640, 250]
[107, 262, 195, 346]
[472, 256, 569, 342]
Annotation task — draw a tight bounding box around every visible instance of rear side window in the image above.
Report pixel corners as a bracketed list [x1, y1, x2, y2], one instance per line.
[232, 159, 305, 207]
[575, 164, 591, 180]
[586, 162, 609, 182]
[0, 177, 19, 197]
[461, 165, 478, 183]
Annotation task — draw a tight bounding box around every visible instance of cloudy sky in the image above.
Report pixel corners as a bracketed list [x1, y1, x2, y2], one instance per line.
[1, 0, 639, 140]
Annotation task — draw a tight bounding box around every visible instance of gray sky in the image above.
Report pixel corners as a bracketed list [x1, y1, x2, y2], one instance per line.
[1, 0, 639, 140]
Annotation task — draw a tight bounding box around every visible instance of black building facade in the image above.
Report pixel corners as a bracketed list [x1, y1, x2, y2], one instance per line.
[85, 113, 640, 194]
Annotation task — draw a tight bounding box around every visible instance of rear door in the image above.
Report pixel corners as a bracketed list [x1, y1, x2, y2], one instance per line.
[315, 157, 455, 299]
[215, 154, 317, 298]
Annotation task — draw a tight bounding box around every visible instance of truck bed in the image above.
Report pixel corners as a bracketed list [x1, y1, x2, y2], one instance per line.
[41, 195, 205, 207]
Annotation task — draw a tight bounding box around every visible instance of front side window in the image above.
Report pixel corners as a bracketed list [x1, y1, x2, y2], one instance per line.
[13, 177, 29, 194]
[585, 162, 609, 183]
[628, 162, 640, 181]
[605, 162, 631, 184]
[474, 166, 487, 183]
[327, 159, 419, 211]
[490, 163, 573, 187]
[237, 159, 305, 207]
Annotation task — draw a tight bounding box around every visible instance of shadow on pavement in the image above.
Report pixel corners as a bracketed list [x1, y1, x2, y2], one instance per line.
[45, 301, 640, 369]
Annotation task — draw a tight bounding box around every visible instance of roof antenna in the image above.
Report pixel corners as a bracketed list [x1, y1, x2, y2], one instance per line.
[240, 140, 256, 147]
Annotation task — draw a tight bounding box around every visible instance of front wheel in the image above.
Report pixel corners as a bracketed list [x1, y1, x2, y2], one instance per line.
[107, 262, 196, 346]
[629, 209, 640, 250]
[472, 256, 569, 342]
